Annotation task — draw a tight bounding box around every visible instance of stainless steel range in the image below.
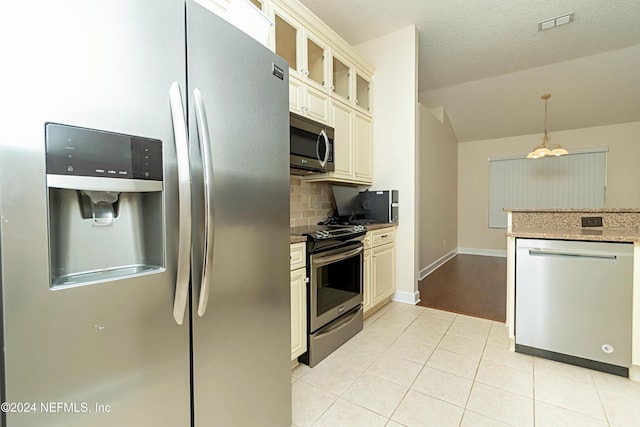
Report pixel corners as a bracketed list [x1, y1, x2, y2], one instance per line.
[291, 225, 366, 367]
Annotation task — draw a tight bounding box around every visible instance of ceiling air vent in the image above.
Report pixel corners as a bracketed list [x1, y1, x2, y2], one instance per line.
[538, 13, 574, 31]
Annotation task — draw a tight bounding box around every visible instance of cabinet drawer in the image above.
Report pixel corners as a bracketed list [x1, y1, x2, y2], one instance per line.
[290, 242, 306, 270]
[370, 227, 395, 247]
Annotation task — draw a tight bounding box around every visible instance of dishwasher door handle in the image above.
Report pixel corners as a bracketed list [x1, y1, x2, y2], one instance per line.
[528, 248, 617, 261]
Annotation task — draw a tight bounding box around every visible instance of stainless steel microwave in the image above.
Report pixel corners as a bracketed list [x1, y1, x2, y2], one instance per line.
[290, 112, 335, 175]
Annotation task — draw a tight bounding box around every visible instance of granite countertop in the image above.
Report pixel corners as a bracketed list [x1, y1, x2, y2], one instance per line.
[289, 222, 397, 244]
[504, 208, 640, 241]
[507, 226, 640, 243]
[363, 222, 398, 231]
[504, 208, 640, 213]
[290, 235, 307, 244]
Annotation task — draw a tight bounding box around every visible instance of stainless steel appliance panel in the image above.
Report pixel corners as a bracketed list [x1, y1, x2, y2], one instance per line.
[305, 306, 363, 367]
[187, 3, 291, 426]
[515, 238, 633, 370]
[0, 1, 190, 425]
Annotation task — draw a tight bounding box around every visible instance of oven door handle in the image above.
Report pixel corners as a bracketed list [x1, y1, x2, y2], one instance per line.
[312, 246, 363, 266]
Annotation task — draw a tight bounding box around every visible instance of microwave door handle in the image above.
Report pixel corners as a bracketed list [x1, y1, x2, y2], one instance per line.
[316, 129, 329, 168]
[193, 88, 215, 318]
[169, 82, 192, 325]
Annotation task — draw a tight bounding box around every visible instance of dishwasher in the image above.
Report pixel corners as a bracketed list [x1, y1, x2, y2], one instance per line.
[515, 238, 633, 376]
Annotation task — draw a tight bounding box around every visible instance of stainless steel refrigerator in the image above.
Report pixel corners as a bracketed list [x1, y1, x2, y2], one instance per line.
[0, 1, 291, 426]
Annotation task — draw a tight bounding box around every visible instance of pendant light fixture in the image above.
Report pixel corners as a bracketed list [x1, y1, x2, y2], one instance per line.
[526, 93, 568, 159]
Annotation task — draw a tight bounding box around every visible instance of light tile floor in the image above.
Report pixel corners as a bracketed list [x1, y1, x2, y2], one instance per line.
[291, 302, 640, 427]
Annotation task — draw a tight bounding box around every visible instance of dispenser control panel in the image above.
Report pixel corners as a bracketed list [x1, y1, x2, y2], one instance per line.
[45, 123, 163, 181]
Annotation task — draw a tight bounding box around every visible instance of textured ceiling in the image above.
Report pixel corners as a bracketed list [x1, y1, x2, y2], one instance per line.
[299, 0, 640, 141]
[299, 0, 640, 91]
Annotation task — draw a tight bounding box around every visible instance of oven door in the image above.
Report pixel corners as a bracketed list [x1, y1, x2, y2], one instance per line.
[309, 242, 363, 333]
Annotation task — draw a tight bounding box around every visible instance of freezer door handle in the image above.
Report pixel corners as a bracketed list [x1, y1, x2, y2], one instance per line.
[194, 88, 214, 317]
[169, 82, 192, 325]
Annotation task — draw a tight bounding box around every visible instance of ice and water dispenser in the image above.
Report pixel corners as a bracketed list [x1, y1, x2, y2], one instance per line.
[46, 123, 164, 288]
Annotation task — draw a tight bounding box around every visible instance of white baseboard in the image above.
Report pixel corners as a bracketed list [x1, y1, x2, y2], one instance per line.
[392, 290, 421, 305]
[418, 250, 457, 280]
[457, 247, 507, 258]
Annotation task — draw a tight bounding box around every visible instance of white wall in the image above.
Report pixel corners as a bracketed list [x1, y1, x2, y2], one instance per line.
[357, 26, 420, 304]
[458, 121, 640, 253]
[419, 106, 458, 278]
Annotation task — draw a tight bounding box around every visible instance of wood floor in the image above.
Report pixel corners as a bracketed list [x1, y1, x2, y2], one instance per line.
[417, 254, 507, 322]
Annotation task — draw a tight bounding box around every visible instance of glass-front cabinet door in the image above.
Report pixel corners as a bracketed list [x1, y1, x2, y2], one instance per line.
[331, 53, 351, 103]
[273, 5, 328, 90]
[273, 5, 302, 79]
[355, 72, 371, 114]
[305, 33, 328, 90]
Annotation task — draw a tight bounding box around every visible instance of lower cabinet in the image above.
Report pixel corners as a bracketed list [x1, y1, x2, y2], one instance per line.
[290, 267, 307, 360]
[290, 242, 307, 360]
[371, 241, 396, 307]
[363, 227, 396, 315]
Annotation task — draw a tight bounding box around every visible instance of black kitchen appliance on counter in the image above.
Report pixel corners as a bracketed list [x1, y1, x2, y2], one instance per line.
[331, 185, 399, 225]
[290, 224, 366, 367]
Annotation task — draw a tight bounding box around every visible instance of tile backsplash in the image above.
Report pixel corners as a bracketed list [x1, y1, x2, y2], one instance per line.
[290, 177, 336, 227]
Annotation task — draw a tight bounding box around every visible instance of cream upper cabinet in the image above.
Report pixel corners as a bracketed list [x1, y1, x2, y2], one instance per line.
[354, 72, 372, 115]
[272, 5, 303, 79]
[269, 0, 374, 184]
[328, 99, 353, 179]
[288, 75, 303, 113]
[303, 83, 330, 124]
[354, 112, 373, 182]
[330, 51, 352, 104]
[289, 75, 330, 124]
[272, 4, 328, 92]
[305, 98, 372, 184]
[304, 32, 329, 90]
[330, 52, 372, 117]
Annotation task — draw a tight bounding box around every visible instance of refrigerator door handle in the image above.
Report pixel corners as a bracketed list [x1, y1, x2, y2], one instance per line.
[193, 88, 214, 317]
[169, 82, 192, 325]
